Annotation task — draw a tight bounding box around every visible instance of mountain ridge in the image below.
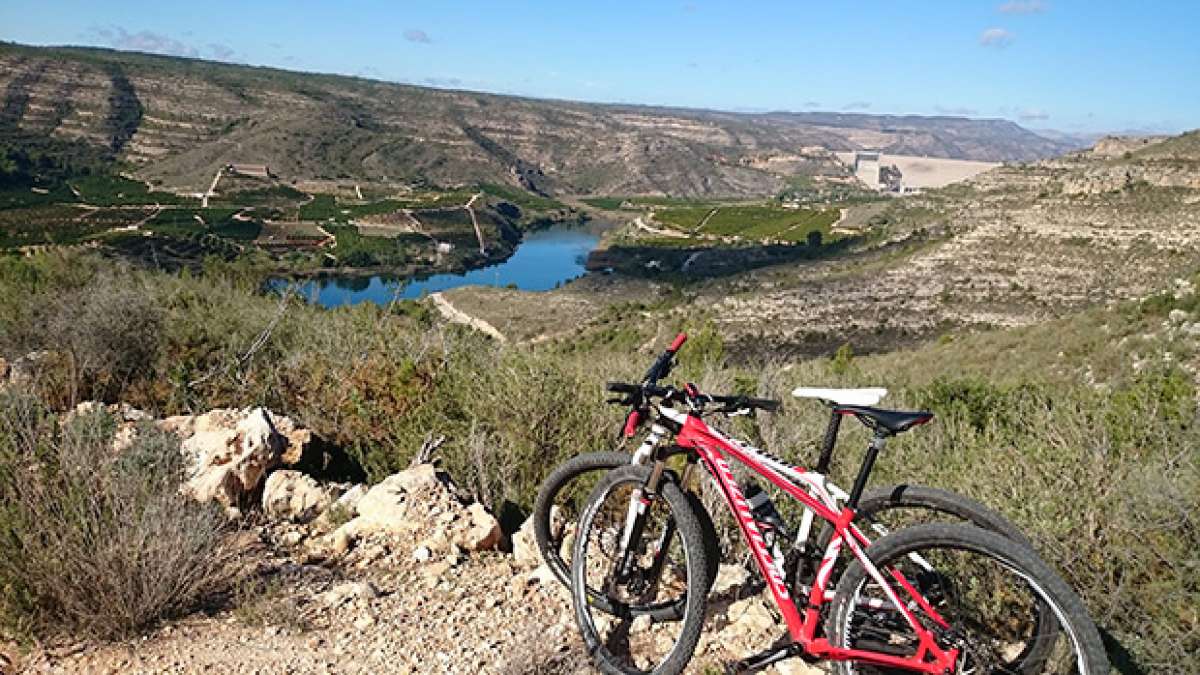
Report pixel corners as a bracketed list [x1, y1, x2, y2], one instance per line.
[1, 41, 1075, 197]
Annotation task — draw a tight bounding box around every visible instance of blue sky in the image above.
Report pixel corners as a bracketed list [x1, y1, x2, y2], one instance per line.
[2, 1, 1197, 134]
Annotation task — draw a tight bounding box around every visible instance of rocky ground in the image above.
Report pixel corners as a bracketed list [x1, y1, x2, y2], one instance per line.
[4, 404, 820, 675]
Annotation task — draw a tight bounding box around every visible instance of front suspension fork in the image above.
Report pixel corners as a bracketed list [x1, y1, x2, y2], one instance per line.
[615, 458, 673, 580]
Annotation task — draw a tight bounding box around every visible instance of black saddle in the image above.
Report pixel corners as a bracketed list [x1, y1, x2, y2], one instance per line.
[836, 405, 934, 435]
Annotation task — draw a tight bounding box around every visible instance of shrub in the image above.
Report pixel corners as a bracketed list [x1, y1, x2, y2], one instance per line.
[1, 252, 1195, 668]
[24, 270, 164, 403]
[0, 393, 237, 640]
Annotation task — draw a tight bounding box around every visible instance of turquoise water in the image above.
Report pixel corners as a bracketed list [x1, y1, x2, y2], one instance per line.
[278, 225, 600, 308]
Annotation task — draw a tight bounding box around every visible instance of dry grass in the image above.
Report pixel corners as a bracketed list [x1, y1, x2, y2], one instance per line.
[0, 252, 1196, 670]
[0, 393, 239, 641]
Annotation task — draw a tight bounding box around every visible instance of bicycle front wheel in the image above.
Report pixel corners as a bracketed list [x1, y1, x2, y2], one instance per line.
[571, 465, 709, 675]
[828, 523, 1109, 674]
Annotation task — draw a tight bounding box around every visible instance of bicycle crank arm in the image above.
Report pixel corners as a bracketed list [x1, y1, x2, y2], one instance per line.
[725, 643, 808, 674]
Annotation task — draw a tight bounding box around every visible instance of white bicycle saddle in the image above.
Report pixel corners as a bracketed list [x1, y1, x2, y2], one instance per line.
[791, 387, 888, 407]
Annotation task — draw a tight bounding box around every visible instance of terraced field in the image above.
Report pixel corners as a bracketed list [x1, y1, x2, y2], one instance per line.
[652, 203, 839, 241]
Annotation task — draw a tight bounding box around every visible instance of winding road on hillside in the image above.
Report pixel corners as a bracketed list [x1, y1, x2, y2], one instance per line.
[430, 292, 507, 342]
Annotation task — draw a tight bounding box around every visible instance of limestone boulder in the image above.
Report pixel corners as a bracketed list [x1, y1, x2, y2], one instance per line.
[511, 506, 558, 570]
[262, 470, 335, 523]
[179, 407, 288, 510]
[327, 463, 502, 557]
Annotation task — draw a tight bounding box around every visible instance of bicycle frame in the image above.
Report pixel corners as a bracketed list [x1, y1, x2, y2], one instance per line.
[656, 405, 959, 673]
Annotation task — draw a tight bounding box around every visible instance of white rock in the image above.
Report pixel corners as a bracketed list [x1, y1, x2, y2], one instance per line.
[338, 464, 502, 553]
[413, 546, 432, 563]
[180, 407, 288, 510]
[511, 507, 556, 570]
[262, 470, 334, 523]
[333, 484, 368, 516]
[711, 564, 751, 596]
[317, 581, 378, 609]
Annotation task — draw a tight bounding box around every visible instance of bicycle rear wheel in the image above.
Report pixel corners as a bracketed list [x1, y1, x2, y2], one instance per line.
[571, 465, 709, 675]
[853, 485, 1062, 671]
[535, 451, 719, 620]
[828, 523, 1109, 674]
[534, 451, 632, 585]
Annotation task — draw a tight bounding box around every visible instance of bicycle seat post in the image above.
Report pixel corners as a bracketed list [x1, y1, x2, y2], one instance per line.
[847, 432, 887, 509]
[814, 405, 842, 474]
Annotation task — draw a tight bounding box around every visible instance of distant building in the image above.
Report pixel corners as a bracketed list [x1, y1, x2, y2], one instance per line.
[853, 151, 881, 188]
[880, 164, 904, 192]
[853, 151, 908, 192]
[227, 163, 272, 179]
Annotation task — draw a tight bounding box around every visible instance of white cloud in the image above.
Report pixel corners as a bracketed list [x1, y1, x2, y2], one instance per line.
[979, 27, 1015, 48]
[935, 105, 979, 116]
[206, 43, 235, 61]
[87, 25, 236, 62]
[403, 29, 432, 44]
[1019, 108, 1050, 121]
[999, 0, 1046, 14]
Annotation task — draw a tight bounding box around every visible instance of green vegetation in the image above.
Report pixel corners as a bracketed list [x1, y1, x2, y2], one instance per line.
[207, 185, 306, 208]
[579, 197, 627, 210]
[0, 251, 1195, 669]
[699, 205, 838, 238]
[297, 191, 476, 224]
[0, 131, 112, 192]
[0, 184, 76, 210]
[649, 204, 840, 242]
[653, 206, 713, 231]
[326, 224, 413, 267]
[479, 183, 565, 211]
[68, 175, 188, 207]
[580, 196, 722, 209]
[627, 196, 722, 207]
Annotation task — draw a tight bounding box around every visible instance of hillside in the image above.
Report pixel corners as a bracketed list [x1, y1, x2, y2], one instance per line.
[0, 42, 1074, 198]
[1, 250, 1196, 672]
[441, 129, 1200, 360]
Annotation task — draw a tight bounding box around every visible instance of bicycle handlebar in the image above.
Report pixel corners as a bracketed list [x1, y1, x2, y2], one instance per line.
[606, 381, 781, 413]
[641, 332, 687, 385]
[610, 333, 777, 437]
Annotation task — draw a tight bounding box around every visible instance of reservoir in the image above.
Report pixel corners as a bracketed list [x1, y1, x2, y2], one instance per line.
[278, 223, 601, 308]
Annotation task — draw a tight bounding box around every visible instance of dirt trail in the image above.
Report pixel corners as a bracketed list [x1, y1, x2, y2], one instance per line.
[17, 555, 579, 675]
[464, 192, 486, 254]
[695, 207, 719, 232]
[431, 292, 507, 342]
[201, 167, 223, 208]
[634, 216, 689, 239]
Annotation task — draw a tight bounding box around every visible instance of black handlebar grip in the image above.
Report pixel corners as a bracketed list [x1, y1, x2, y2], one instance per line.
[606, 381, 640, 394]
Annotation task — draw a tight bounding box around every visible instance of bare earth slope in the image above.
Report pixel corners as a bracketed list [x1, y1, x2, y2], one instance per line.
[0, 42, 1073, 197]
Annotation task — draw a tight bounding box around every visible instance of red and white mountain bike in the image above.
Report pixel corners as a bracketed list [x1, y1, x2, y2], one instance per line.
[565, 340, 1109, 674]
